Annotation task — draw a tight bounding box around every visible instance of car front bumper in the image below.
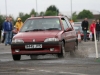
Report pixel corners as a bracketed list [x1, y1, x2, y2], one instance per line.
[11, 42, 62, 55]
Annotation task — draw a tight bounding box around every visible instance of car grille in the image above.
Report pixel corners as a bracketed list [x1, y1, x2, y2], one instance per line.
[24, 48, 49, 50]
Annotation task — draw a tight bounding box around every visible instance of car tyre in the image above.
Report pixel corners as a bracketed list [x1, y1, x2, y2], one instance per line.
[70, 41, 78, 56]
[57, 42, 65, 58]
[75, 40, 78, 51]
[12, 55, 21, 61]
[30, 55, 38, 60]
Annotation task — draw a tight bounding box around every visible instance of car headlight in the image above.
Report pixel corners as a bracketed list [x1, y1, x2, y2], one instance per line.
[12, 39, 24, 43]
[44, 38, 59, 42]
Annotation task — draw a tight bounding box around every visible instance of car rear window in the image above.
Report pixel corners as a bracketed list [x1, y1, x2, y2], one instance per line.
[20, 18, 61, 32]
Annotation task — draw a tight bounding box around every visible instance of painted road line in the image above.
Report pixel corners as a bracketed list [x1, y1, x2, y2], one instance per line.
[0, 52, 11, 54]
[59, 71, 88, 75]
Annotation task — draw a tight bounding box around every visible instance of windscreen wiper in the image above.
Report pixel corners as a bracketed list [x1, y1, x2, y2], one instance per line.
[24, 29, 45, 32]
[46, 28, 59, 30]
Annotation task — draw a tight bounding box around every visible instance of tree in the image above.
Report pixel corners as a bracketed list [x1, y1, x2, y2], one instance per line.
[0, 15, 5, 28]
[30, 9, 37, 16]
[0, 15, 3, 30]
[72, 12, 78, 22]
[45, 5, 59, 16]
[39, 11, 45, 16]
[21, 14, 30, 22]
[44, 11, 57, 16]
[19, 12, 24, 18]
[77, 9, 94, 19]
[0, 15, 5, 38]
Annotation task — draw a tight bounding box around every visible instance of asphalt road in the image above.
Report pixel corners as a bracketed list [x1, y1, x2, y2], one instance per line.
[0, 41, 100, 75]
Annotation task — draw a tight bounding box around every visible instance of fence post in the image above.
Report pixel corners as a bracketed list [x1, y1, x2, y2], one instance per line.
[94, 28, 99, 59]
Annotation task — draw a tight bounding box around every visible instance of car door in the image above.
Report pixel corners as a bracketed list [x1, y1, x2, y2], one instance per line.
[64, 17, 76, 39]
[61, 17, 76, 52]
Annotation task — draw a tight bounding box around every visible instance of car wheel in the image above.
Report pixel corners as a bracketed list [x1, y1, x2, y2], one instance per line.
[75, 40, 78, 51]
[30, 55, 38, 60]
[12, 55, 21, 61]
[70, 41, 77, 56]
[57, 42, 65, 58]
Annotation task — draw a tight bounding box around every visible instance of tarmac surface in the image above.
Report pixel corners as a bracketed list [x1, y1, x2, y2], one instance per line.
[0, 41, 100, 75]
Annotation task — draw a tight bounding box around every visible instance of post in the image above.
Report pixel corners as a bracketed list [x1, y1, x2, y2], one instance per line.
[5, 0, 7, 16]
[71, 0, 72, 20]
[36, 0, 38, 16]
[94, 28, 98, 58]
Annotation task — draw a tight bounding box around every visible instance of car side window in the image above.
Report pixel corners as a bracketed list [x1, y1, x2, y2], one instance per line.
[61, 18, 69, 30]
[64, 17, 72, 28]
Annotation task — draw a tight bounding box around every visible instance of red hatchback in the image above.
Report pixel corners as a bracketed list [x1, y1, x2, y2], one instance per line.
[11, 16, 78, 61]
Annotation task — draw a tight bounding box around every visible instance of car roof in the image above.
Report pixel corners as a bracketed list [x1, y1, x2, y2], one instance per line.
[28, 16, 64, 20]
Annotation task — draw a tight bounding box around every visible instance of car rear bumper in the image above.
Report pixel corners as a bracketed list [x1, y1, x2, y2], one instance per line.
[11, 42, 62, 55]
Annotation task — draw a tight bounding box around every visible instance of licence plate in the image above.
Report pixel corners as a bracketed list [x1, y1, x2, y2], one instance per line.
[25, 44, 42, 49]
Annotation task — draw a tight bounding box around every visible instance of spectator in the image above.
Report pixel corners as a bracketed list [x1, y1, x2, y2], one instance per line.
[70, 19, 74, 26]
[3, 17, 13, 46]
[15, 18, 23, 31]
[9, 17, 14, 39]
[1, 17, 7, 43]
[9, 17, 14, 26]
[81, 18, 89, 42]
[90, 20, 96, 41]
[96, 19, 100, 41]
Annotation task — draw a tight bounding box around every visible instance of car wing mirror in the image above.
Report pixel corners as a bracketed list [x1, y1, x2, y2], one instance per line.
[65, 28, 72, 32]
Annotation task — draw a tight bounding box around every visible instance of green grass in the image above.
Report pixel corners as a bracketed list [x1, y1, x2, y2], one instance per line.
[96, 58, 100, 62]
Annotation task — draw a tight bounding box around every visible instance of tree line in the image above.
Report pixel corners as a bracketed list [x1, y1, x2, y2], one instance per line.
[0, 5, 95, 29]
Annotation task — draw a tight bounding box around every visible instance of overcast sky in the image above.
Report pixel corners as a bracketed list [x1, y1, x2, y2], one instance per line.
[0, 0, 100, 18]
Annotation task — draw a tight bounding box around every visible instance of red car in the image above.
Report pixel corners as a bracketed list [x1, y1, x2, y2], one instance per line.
[11, 16, 78, 61]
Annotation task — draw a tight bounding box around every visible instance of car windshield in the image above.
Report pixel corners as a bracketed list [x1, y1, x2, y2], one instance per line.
[20, 18, 61, 32]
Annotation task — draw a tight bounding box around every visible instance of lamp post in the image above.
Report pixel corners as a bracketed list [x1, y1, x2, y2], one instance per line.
[36, 0, 38, 16]
[71, 0, 72, 19]
[5, 0, 7, 16]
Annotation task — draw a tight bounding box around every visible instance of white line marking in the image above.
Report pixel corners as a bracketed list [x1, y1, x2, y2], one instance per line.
[39, 70, 45, 72]
[44, 70, 51, 73]
[39, 70, 52, 73]
[20, 68, 24, 70]
[28, 69, 35, 71]
[0, 52, 11, 54]
[38, 69, 88, 75]
[20, 68, 35, 71]
[59, 71, 88, 75]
